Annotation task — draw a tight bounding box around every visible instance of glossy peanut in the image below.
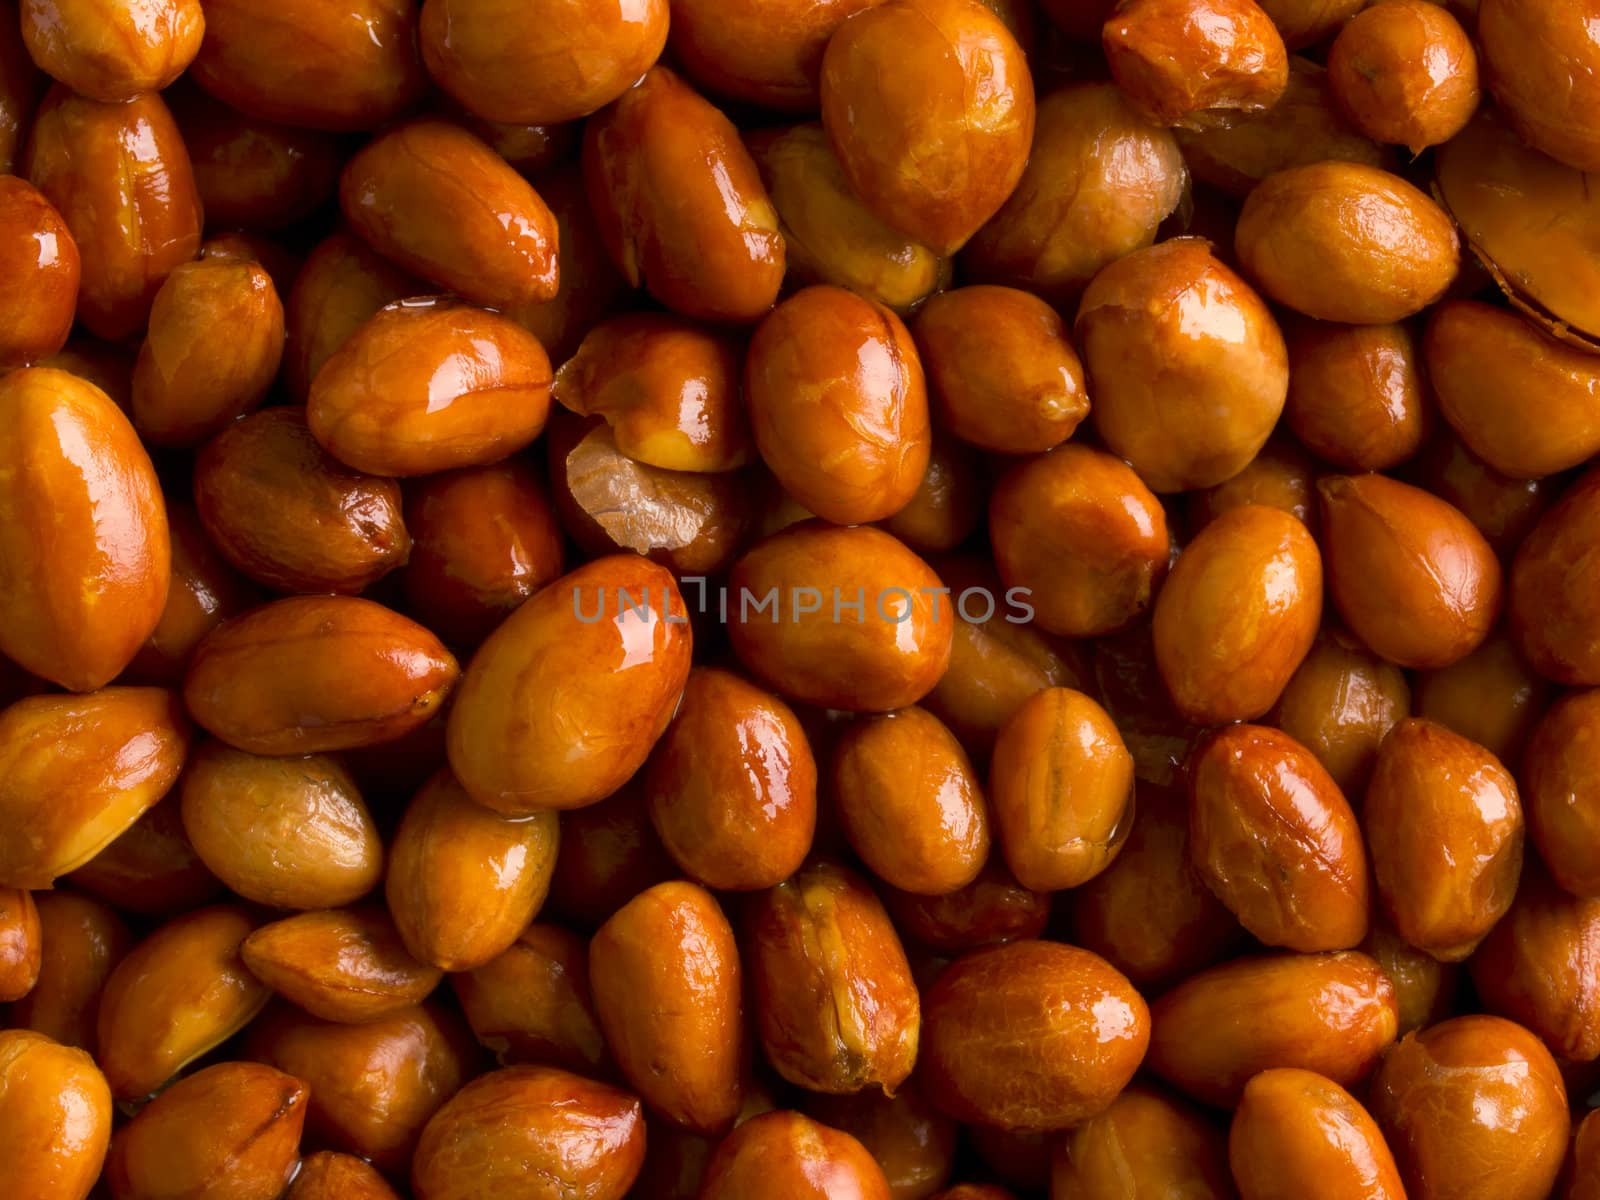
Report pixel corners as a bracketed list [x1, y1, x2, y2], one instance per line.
[1287, 320, 1428, 472]
[0, 2, 42, 173]
[0, 368, 169, 691]
[1237, 162, 1459, 323]
[702, 1110, 891, 1200]
[106, 1061, 307, 1200]
[1366, 718, 1522, 960]
[804, 1083, 956, 1200]
[1052, 1085, 1234, 1199]
[555, 314, 749, 473]
[883, 858, 1050, 953]
[747, 860, 919, 1095]
[242, 907, 444, 1024]
[728, 523, 953, 713]
[0, 176, 77, 369]
[835, 707, 989, 896]
[401, 460, 565, 648]
[285, 1152, 401, 1200]
[881, 435, 984, 556]
[748, 122, 946, 314]
[190, 0, 424, 131]
[412, 1065, 645, 1200]
[1525, 691, 1600, 897]
[646, 667, 817, 892]
[180, 743, 381, 910]
[97, 905, 268, 1099]
[451, 924, 608, 1074]
[584, 66, 783, 323]
[447, 555, 691, 814]
[24, 87, 201, 340]
[1327, 0, 1477, 153]
[185, 596, 457, 755]
[1414, 631, 1548, 765]
[0, 688, 188, 890]
[11, 891, 129, 1051]
[69, 797, 222, 917]
[670, 0, 881, 110]
[963, 83, 1187, 302]
[248, 1003, 476, 1174]
[821, 0, 1033, 255]
[1077, 238, 1288, 493]
[747, 286, 929, 525]
[1511, 466, 1600, 685]
[1478, 0, 1600, 171]
[387, 770, 558, 972]
[1189, 434, 1318, 536]
[0, 886, 39, 1002]
[549, 783, 676, 930]
[1320, 473, 1501, 669]
[341, 120, 558, 310]
[0, 1030, 112, 1200]
[1147, 951, 1399, 1107]
[20, 0, 201, 102]
[285, 232, 421, 401]
[1189, 724, 1368, 952]
[921, 939, 1148, 1131]
[1229, 1068, 1404, 1200]
[1370, 1014, 1569, 1200]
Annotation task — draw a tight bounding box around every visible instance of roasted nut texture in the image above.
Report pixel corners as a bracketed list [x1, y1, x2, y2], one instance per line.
[747, 860, 920, 1095]
[1076, 238, 1288, 493]
[646, 667, 817, 892]
[670, 0, 881, 110]
[920, 939, 1149, 1132]
[1147, 951, 1398, 1107]
[1413, 631, 1548, 765]
[68, 797, 222, 918]
[285, 1152, 402, 1200]
[1052, 1085, 1234, 1199]
[1327, 0, 1478, 151]
[1511, 466, 1600, 685]
[96, 904, 269, 1100]
[1525, 689, 1600, 897]
[700, 1110, 891, 1200]
[820, 0, 1035, 254]
[411, 1065, 646, 1200]
[286, 231, 421, 400]
[1370, 1015, 1569, 1200]
[1320, 473, 1502, 669]
[1477, 0, 1600, 171]
[185, 596, 458, 756]
[584, 66, 784, 323]
[1364, 718, 1523, 961]
[386, 769, 559, 972]
[0, 176, 77, 369]
[0, 1029, 112, 1200]
[0, 887, 39, 1003]
[805, 1083, 957, 1200]
[0, 687, 188, 890]
[11, 891, 129, 1051]
[106, 1061, 307, 1200]
[0, 368, 169, 691]
[883, 858, 1051, 954]
[1228, 1068, 1404, 1200]
[1286, 320, 1428, 472]
[447, 555, 691, 814]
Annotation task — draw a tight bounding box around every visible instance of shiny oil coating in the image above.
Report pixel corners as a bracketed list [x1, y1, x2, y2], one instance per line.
[1286, 320, 1427, 472]
[1365, 718, 1523, 961]
[287, 1151, 403, 1200]
[590, 881, 742, 1135]
[184, 595, 458, 756]
[726, 523, 953, 713]
[883, 433, 984, 554]
[1052, 1085, 1234, 1199]
[385, 769, 558, 973]
[10, 891, 130, 1050]
[804, 1085, 956, 1200]
[1327, 0, 1478, 152]
[699, 1110, 892, 1200]
[241, 907, 444, 1025]
[747, 285, 930, 525]
[1421, 427, 1552, 558]
[1190, 434, 1319, 534]
[0, 176, 77, 369]
[555, 313, 751, 474]
[1319, 473, 1501, 670]
[1076, 239, 1288, 494]
[1188, 725, 1368, 953]
[646, 666, 816, 892]
[1413, 631, 1548, 766]
[1524, 690, 1600, 897]
[1228, 1068, 1404, 1200]
[835, 705, 989, 896]
[1478, 0, 1600, 171]
[189, 0, 424, 131]
[25, 87, 200, 340]
[820, 0, 1035, 256]
[1362, 921, 1457, 1037]
[411, 1065, 646, 1200]
[422, 0, 666, 126]
[446, 555, 691, 814]
[309, 297, 553, 478]
[68, 796, 224, 919]
[0, 688, 187, 891]
[749, 122, 947, 315]
[1155, 505, 1323, 725]
[0, 5, 42, 173]
[1369, 1014, 1568, 1200]
[1236, 161, 1459, 323]
[883, 857, 1051, 953]
[962, 83, 1187, 302]
[670, 0, 883, 110]
[341, 121, 559, 311]
[194, 407, 411, 595]
[1146, 951, 1399, 1107]
[0, 368, 170, 692]
[107, 1060, 306, 1200]
[0, 890, 40, 1003]
[1102, 0, 1289, 128]
[0, 1030, 112, 1200]
[20, 0, 203, 102]
[748, 860, 920, 1096]
[1427, 300, 1600, 479]
[96, 904, 269, 1100]
[920, 939, 1149, 1131]
[285, 231, 421, 400]
[583, 66, 785, 323]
